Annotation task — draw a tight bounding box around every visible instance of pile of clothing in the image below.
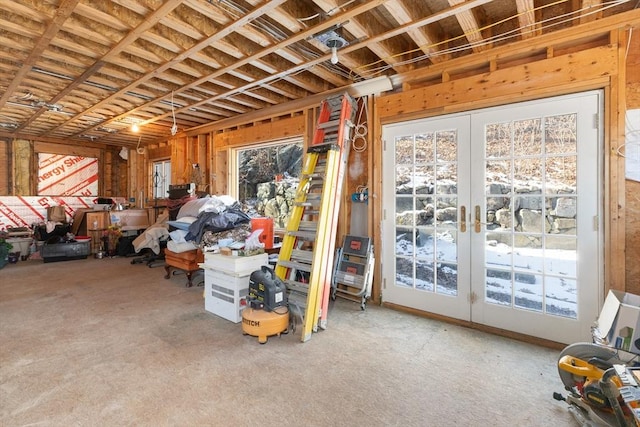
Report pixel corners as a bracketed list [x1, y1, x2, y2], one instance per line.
[166, 195, 252, 254]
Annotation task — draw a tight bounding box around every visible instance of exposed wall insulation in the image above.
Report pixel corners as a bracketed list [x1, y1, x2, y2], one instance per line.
[37, 154, 98, 196]
[0, 196, 95, 228]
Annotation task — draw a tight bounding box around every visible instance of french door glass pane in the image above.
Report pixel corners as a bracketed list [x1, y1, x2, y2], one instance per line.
[546, 156, 577, 192]
[484, 112, 579, 319]
[396, 256, 414, 288]
[394, 130, 458, 296]
[545, 114, 577, 154]
[514, 118, 542, 156]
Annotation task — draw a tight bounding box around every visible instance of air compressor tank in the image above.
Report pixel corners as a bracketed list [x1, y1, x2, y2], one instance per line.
[248, 265, 287, 311]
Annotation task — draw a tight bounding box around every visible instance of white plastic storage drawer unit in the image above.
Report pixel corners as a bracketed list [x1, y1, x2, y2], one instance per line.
[204, 269, 252, 323]
[202, 253, 268, 323]
[203, 252, 268, 276]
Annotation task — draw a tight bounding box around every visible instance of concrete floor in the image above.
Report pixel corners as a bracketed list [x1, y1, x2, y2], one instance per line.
[1, 256, 578, 426]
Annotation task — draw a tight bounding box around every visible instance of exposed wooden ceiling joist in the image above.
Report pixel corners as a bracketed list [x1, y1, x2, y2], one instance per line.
[0, 0, 636, 147]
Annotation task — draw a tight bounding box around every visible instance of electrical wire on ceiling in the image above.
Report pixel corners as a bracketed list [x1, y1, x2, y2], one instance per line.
[296, 0, 358, 24]
[297, 13, 320, 23]
[136, 136, 144, 155]
[76, 0, 621, 133]
[170, 90, 177, 136]
[625, 27, 633, 62]
[355, 0, 631, 78]
[216, 0, 289, 42]
[358, 0, 628, 78]
[21, 0, 627, 141]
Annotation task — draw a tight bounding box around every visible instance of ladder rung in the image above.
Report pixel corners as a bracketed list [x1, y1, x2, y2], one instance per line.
[332, 291, 368, 303]
[284, 279, 310, 294]
[298, 221, 317, 231]
[287, 292, 308, 308]
[308, 142, 340, 153]
[286, 230, 316, 240]
[293, 195, 321, 206]
[291, 249, 313, 262]
[318, 119, 340, 129]
[334, 272, 366, 288]
[277, 260, 311, 272]
[312, 167, 326, 175]
[293, 203, 319, 210]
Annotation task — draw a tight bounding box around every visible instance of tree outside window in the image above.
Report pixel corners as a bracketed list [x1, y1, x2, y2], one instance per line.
[236, 139, 303, 228]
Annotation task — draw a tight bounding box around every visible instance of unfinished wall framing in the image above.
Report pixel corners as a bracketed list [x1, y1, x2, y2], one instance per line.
[372, 22, 636, 300]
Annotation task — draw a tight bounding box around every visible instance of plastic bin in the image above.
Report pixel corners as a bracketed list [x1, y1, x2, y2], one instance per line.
[251, 217, 274, 249]
[202, 252, 268, 276]
[41, 241, 90, 263]
[204, 268, 251, 323]
[7, 237, 32, 260]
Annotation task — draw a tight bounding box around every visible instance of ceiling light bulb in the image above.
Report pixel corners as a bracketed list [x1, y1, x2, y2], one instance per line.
[330, 46, 339, 65]
[132, 123, 139, 132]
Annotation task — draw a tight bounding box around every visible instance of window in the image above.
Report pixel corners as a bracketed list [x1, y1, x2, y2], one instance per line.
[234, 138, 303, 228]
[152, 160, 171, 199]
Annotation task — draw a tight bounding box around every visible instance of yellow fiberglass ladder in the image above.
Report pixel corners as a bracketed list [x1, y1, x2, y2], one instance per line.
[274, 92, 356, 342]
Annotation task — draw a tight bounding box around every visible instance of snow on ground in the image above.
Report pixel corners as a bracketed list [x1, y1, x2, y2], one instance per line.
[394, 234, 578, 318]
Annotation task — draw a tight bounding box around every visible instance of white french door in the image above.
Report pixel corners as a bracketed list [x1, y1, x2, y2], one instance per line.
[381, 115, 472, 320]
[381, 91, 603, 344]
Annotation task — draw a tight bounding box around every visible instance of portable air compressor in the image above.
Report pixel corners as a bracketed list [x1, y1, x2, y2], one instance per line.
[248, 265, 287, 311]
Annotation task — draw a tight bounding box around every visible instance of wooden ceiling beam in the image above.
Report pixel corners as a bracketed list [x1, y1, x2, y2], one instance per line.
[83, 0, 388, 133]
[253, 8, 351, 87]
[129, 0, 493, 130]
[579, 0, 604, 24]
[515, 0, 540, 40]
[62, 0, 289, 139]
[392, 8, 640, 86]
[311, 0, 411, 73]
[2, 0, 633, 148]
[448, 0, 490, 52]
[0, 0, 79, 110]
[383, 0, 446, 64]
[18, 0, 184, 134]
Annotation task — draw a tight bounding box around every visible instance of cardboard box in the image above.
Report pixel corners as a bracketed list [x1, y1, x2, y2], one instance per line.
[204, 269, 251, 323]
[110, 210, 150, 231]
[596, 290, 640, 354]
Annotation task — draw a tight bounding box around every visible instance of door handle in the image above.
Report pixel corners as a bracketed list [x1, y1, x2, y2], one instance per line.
[475, 205, 481, 233]
[460, 205, 466, 233]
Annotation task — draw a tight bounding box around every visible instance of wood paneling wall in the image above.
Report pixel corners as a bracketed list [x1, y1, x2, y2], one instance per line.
[625, 28, 640, 294]
[0, 139, 9, 195]
[148, 21, 637, 298]
[371, 27, 635, 298]
[3, 12, 634, 297]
